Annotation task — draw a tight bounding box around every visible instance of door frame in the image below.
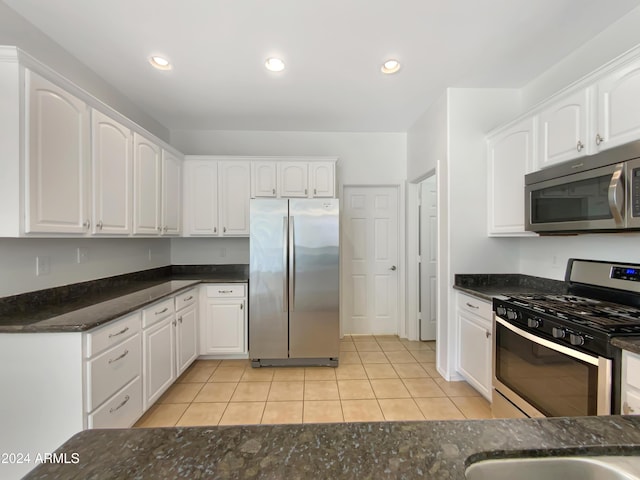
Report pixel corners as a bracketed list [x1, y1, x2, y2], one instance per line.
[339, 184, 405, 338]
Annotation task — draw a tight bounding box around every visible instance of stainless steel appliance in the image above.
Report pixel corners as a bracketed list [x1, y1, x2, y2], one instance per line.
[492, 259, 640, 418]
[525, 140, 640, 233]
[249, 198, 339, 367]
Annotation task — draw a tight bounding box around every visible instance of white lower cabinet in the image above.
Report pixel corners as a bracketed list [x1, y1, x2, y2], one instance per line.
[175, 288, 198, 376]
[200, 283, 248, 355]
[142, 306, 176, 410]
[456, 293, 492, 401]
[621, 350, 640, 415]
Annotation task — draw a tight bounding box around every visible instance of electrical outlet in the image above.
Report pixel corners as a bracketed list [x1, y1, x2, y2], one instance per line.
[76, 247, 89, 264]
[36, 256, 50, 276]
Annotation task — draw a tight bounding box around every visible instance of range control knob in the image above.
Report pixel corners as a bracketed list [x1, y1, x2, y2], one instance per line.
[569, 333, 585, 346]
[496, 306, 507, 317]
[552, 327, 566, 339]
[506, 309, 519, 321]
[527, 317, 542, 328]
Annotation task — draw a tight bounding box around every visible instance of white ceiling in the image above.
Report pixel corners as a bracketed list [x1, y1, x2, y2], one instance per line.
[4, 0, 640, 132]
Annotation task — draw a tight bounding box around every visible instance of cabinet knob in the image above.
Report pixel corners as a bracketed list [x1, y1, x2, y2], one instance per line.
[214, 227, 217, 233]
[157, 226, 162, 232]
[178, 316, 183, 323]
[83, 219, 91, 229]
[223, 226, 227, 233]
[389, 265, 397, 271]
[272, 188, 276, 194]
[314, 188, 317, 195]
[623, 401, 635, 415]
[595, 133, 604, 146]
[304, 188, 308, 195]
[163, 226, 168, 232]
[96, 220, 103, 230]
[485, 331, 491, 338]
[576, 140, 584, 152]
[240, 304, 244, 310]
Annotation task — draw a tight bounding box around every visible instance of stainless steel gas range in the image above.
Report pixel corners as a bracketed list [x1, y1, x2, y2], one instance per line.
[492, 259, 640, 418]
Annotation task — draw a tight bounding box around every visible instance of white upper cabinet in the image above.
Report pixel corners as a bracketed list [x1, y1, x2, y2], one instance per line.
[487, 117, 537, 236]
[91, 109, 132, 235]
[537, 88, 591, 170]
[183, 160, 219, 235]
[133, 133, 162, 235]
[278, 162, 309, 197]
[219, 161, 251, 236]
[25, 70, 90, 234]
[161, 150, 182, 236]
[595, 57, 640, 152]
[309, 161, 335, 197]
[251, 161, 277, 198]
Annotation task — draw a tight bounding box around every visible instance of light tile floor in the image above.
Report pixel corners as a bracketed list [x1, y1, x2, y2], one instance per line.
[134, 335, 492, 427]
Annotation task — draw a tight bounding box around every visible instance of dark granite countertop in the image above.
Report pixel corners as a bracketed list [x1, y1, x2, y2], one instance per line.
[612, 337, 640, 355]
[453, 273, 566, 302]
[0, 265, 248, 333]
[23, 416, 640, 480]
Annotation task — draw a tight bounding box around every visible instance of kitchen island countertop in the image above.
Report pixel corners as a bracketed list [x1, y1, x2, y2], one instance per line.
[22, 415, 640, 479]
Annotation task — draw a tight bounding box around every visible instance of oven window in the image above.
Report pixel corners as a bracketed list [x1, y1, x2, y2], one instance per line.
[531, 175, 611, 224]
[495, 325, 599, 417]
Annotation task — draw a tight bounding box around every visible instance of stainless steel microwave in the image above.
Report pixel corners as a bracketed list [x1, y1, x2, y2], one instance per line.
[525, 141, 640, 233]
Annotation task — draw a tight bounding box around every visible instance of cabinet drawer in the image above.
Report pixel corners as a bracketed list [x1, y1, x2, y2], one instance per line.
[86, 333, 141, 411]
[625, 351, 640, 390]
[206, 284, 246, 298]
[85, 312, 141, 358]
[142, 298, 175, 328]
[457, 293, 492, 319]
[88, 376, 143, 428]
[175, 288, 197, 311]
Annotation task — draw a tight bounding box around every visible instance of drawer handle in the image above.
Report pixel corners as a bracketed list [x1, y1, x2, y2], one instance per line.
[109, 395, 130, 414]
[485, 331, 491, 339]
[184, 296, 194, 301]
[155, 307, 169, 315]
[466, 302, 479, 309]
[108, 349, 129, 364]
[218, 290, 233, 294]
[108, 326, 130, 339]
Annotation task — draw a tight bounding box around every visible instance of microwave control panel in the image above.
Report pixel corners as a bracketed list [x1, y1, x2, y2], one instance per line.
[611, 266, 640, 282]
[633, 167, 640, 217]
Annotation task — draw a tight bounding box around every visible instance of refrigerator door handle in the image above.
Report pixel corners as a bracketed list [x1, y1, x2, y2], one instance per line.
[282, 216, 288, 312]
[289, 215, 295, 312]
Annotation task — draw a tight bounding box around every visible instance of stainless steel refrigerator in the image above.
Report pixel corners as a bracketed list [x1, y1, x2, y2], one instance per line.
[249, 198, 339, 367]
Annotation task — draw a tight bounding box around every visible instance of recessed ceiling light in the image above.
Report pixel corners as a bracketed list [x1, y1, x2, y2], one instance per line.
[381, 59, 401, 74]
[149, 56, 172, 71]
[265, 57, 285, 72]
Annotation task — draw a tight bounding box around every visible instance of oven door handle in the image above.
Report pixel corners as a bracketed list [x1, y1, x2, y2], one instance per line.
[495, 316, 600, 366]
[608, 163, 625, 228]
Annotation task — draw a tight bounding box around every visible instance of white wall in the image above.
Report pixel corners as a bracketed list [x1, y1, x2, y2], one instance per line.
[0, 2, 169, 142]
[406, 93, 447, 182]
[0, 238, 171, 297]
[171, 237, 249, 265]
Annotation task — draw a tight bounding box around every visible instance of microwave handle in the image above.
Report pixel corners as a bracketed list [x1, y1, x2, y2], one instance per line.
[608, 163, 625, 227]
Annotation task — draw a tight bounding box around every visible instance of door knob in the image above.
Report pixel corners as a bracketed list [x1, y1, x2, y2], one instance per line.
[390, 265, 397, 271]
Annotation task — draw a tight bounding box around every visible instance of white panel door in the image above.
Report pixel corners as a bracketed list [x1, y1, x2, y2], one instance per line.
[202, 301, 246, 354]
[133, 133, 161, 235]
[219, 161, 250, 236]
[91, 109, 132, 235]
[183, 160, 219, 235]
[176, 305, 197, 376]
[161, 150, 181, 236]
[143, 316, 176, 409]
[26, 70, 89, 233]
[596, 58, 640, 151]
[419, 176, 437, 341]
[309, 162, 335, 197]
[538, 88, 590, 168]
[343, 186, 399, 335]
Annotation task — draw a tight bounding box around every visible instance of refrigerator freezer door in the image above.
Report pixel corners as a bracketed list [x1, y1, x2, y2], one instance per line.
[249, 199, 289, 359]
[289, 199, 340, 358]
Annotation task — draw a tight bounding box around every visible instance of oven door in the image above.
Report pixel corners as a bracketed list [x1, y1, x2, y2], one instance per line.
[525, 162, 625, 232]
[493, 317, 612, 417]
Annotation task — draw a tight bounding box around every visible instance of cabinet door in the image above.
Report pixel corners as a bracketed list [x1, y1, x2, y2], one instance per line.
[487, 117, 537, 236]
[201, 300, 246, 354]
[161, 150, 182, 236]
[278, 162, 309, 197]
[219, 161, 250, 236]
[252, 161, 277, 198]
[25, 70, 90, 233]
[183, 160, 219, 236]
[176, 305, 198, 376]
[457, 310, 491, 400]
[91, 109, 132, 235]
[133, 133, 161, 235]
[596, 58, 640, 151]
[143, 317, 176, 409]
[537, 89, 590, 169]
[309, 162, 335, 197]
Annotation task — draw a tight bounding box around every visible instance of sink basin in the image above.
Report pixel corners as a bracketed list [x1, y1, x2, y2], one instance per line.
[465, 455, 640, 480]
